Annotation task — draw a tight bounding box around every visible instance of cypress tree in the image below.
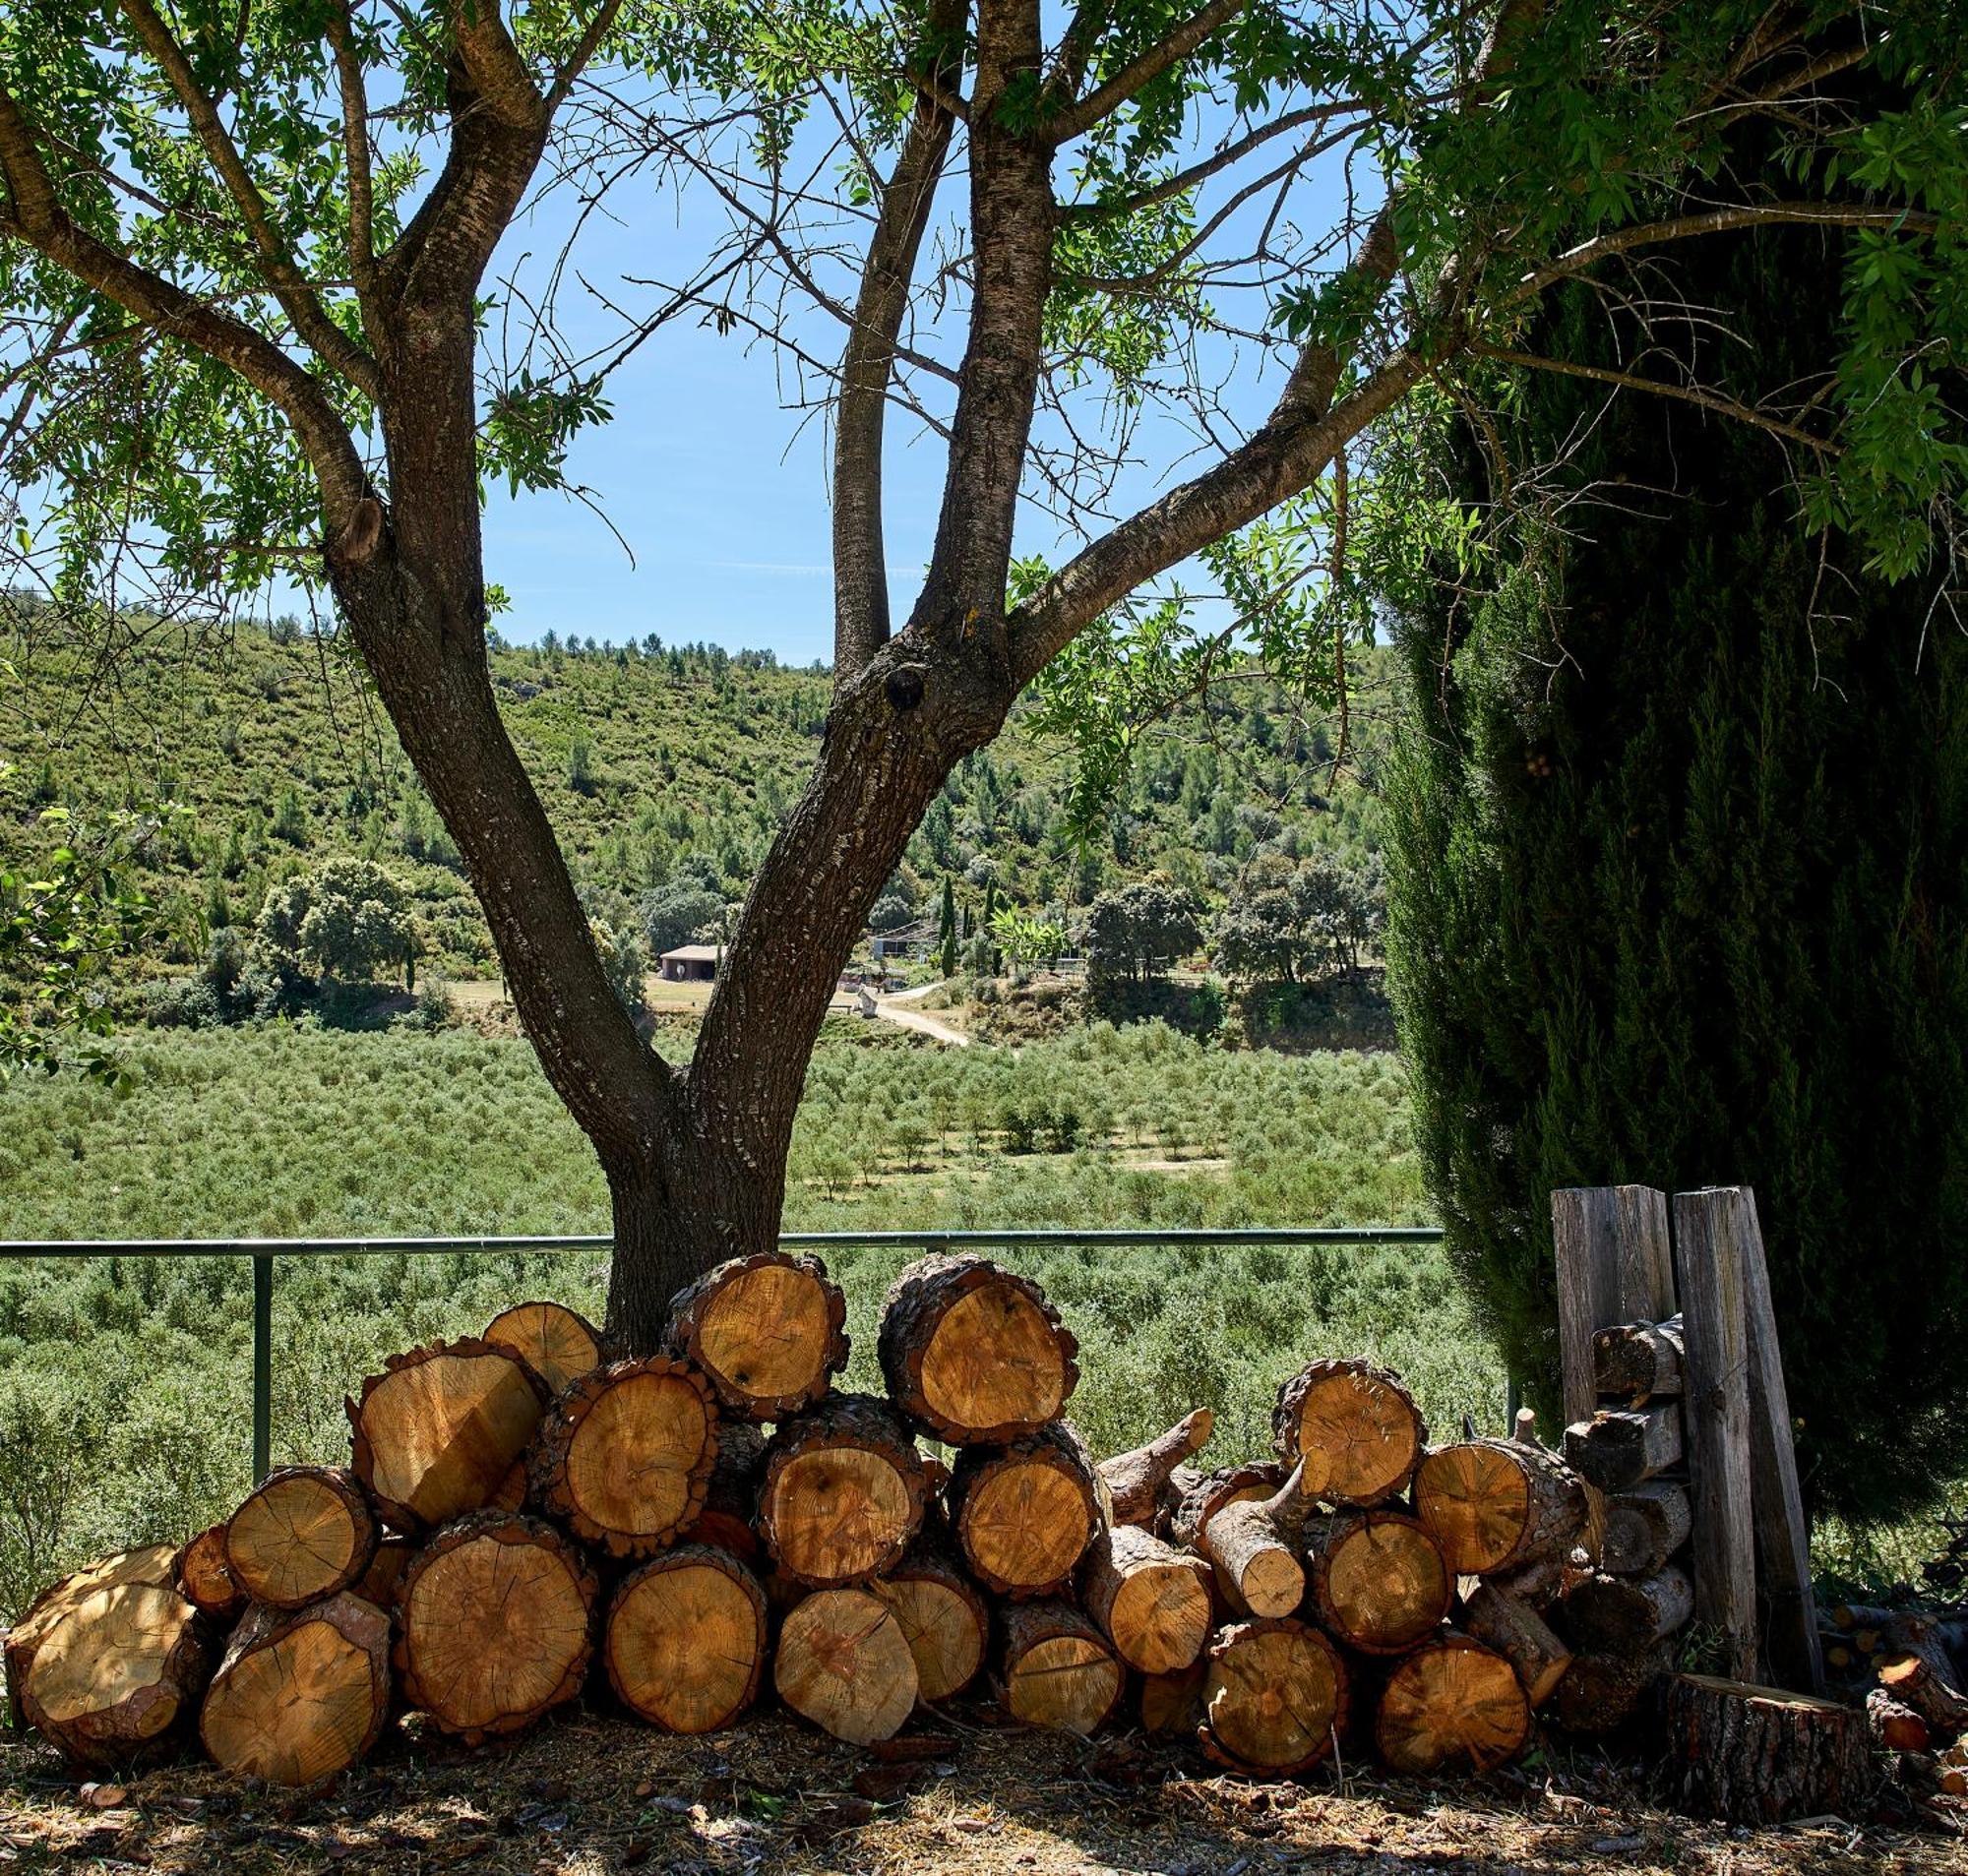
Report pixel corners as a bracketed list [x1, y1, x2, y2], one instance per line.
[938, 876, 956, 944]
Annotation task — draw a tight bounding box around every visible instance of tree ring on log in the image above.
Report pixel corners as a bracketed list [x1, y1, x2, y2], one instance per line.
[1375, 1635, 1529, 1775]
[666, 1252, 849, 1422]
[774, 1588, 918, 1744]
[757, 1395, 928, 1588]
[1309, 1511, 1451, 1656]
[1272, 1359, 1426, 1506]
[605, 1544, 768, 1733]
[951, 1424, 1107, 1600]
[225, 1466, 378, 1609]
[1201, 1617, 1350, 1775]
[484, 1301, 604, 1396]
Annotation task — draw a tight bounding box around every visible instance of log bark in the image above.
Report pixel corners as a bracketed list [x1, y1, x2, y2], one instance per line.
[999, 1602, 1124, 1735]
[1374, 1635, 1530, 1776]
[1272, 1358, 1426, 1506]
[1080, 1524, 1213, 1674]
[1562, 1405, 1683, 1491]
[605, 1543, 768, 1733]
[1199, 1616, 1350, 1776]
[483, 1300, 605, 1396]
[1140, 1657, 1208, 1737]
[757, 1394, 931, 1589]
[395, 1512, 597, 1743]
[1461, 1581, 1571, 1710]
[1563, 1566, 1694, 1654]
[1203, 1462, 1311, 1619]
[1868, 1687, 1931, 1754]
[774, 1587, 919, 1744]
[1591, 1315, 1684, 1401]
[1098, 1408, 1213, 1527]
[1665, 1673, 1873, 1824]
[225, 1465, 379, 1609]
[200, 1593, 392, 1785]
[1306, 1509, 1451, 1656]
[1549, 1645, 1668, 1734]
[347, 1338, 551, 1531]
[6, 1545, 179, 1738]
[867, 1541, 990, 1702]
[878, 1254, 1078, 1443]
[950, 1422, 1109, 1600]
[682, 1421, 767, 1563]
[664, 1250, 849, 1422]
[1412, 1437, 1587, 1581]
[1878, 1648, 1968, 1734]
[527, 1356, 719, 1558]
[1600, 1480, 1691, 1577]
[354, 1535, 415, 1611]
[1169, 1461, 1284, 1551]
[174, 1525, 244, 1620]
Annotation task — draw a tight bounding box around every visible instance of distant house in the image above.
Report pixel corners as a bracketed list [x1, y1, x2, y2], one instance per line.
[660, 943, 720, 983]
[869, 918, 940, 962]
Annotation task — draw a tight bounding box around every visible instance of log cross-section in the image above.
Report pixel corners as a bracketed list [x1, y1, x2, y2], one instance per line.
[756, 1394, 930, 1589]
[1271, 1358, 1425, 1506]
[483, 1300, 605, 1396]
[1413, 1437, 1587, 1581]
[605, 1544, 769, 1733]
[1081, 1524, 1213, 1674]
[950, 1422, 1109, 1600]
[1199, 1617, 1350, 1775]
[1202, 1462, 1311, 1618]
[999, 1602, 1124, 1735]
[1306, 1509, 1451, 1656]
[867, 1541, 990, 1702]
[1375, 1635, 1530, 1776]
[1562, 1405, 1683, 1492]
[665, 1251, 850, 1422]
[225, 1465, 379, 1610]
[774, 1587, 919, 1744]
[1592, 1315, 1685, 1402]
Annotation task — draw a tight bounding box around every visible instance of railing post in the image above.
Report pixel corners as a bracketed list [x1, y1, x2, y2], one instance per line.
[252, 1253, 273, 1485]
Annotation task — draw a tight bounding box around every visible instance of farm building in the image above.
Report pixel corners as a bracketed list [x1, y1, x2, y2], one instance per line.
[659, 943, 720, 983]
[870, 918, 939, 961]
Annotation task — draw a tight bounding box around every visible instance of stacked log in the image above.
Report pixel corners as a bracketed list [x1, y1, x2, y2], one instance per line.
[605, 1544, 768, 1732]
[665, 1251, 849, 1421]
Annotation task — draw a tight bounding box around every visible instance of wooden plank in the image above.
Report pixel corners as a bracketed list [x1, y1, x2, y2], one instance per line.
[1734, 1188, 1823, 1695]
[1552, 1188, 1621, 1429]
[1673, 1186, 1760, 1684]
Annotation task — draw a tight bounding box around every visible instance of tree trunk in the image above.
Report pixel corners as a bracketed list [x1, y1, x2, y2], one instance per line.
[1665, 1674, 1873, 1824]
[1081, 1524, 1214, 1675]
[1461, 1581, 1572, 1709]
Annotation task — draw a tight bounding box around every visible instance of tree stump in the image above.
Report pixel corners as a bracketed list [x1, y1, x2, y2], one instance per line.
[665, 1250, 849, 1422]
[1563, 1566, 1694, 1654]
[174, 1525, 244, 1620]
[1169, 1461, 1284, 1551]
[483, 1300, 605, 1395]
[527, 1357, 719, 1558]
[1600, 1480, 1691, 1576]
[949, 1422, 1108, 1600]
[757, 1394, 929, 1588]
[867, 1543, 990, 1702]
[605, 1544, 768, 1733]
[395, 1513, 596, 1742]
[683, 1421, 767, 1562]
[1375, 1635, 1530, 1775]
[999, 1602, 1123, 1735]
[1549, 1645, 1667, 1734]
[1098, 1408, 1213, 1527]
[1665, 1674, 1873, 1824]
[200, 1593, 392, 1785]
[879, 1254, 1078, 1443]
[1202, 1463, 1311, 1618]
[773, 1587, 919, 1744]
[1461, 1581, 1571, 1709]
[1272, 1358, 1426, 1506]
[226, 1465, 379, 1609]
[6, 1545, 179, 1736]
[1412, 1437, 1587, 1581]
[347, 1338, 550, 1530]
[1199, 1617, 1350, 1775]
[1082, 1524, 1213, 1674]
[1307, 1510, 1451, 1656]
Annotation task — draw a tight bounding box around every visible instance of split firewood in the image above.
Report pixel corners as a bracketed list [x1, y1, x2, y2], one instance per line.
[1666, 1674, 1872, 1825]
[348, 1338, 551, 1530]
[757, 1394, 931, 1588]
[878, 1253, 1078, 1443]
[774, 1588, 918, 1743]
[999, 1602, 1124, 1735]
[527, 1357, 719, 1558]
[226, 1465, 379, 1609]
[605, 1543, 768, 1733]
[395, 1513, 597, 1743]
[1562, 1405, 1683, 1491]
[1168, 1460, 1284, 1552]
[1868, 1686, 1932, 1755]
[682, 1421, 767, 1562]
[664, 1250, 849, 1422]
[949, 1422, 1109, 1600]
[1591, 1314, 1685, 1401]
[6, 1545, 178, 1737]
[1306, 1509, 1451, 1656]
[483, 1300, 604, 1395]
[200, 1593, 391, 1785]
[1461, 1580, 1572, 1709]
[173, 1525, 243, 1620]
[1375, 1634, 1530, 1776]
[1203, 1462, 1312, 1619]
[1272, 1358, 1426, 1507]
[1412, 1437, 1587, 1583]
[1081, 1524, 1213, 1674]
[1599, 1480, 1692, 1577]
[1878, 1646, 1968, 1735]
[1199, 1616, 1350, 1776]
[1140, 1657, 1208, 1737]
[1549, 1645, 1668, 1734]
[1098, 1408, 1213, 1527]
[1564, 1566, 1695, 1654]
[867, 1541, 990, 1702]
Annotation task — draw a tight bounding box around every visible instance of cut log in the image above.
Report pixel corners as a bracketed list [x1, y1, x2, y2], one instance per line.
[1461, 1582, 1571, 1710]
[1412, 1437, 1587, 1581]
[528, 1357, 719, 1558]
[488, 1458, 528, 1513]
[1665, 1673, 1873, 1824]
[1306, 1510, 1451, 1656]
[867, 1542, 990, 1702]
[1591, 1314, 1684, 1401]
[1203, 1462, 1311, 1619]
[665, 1250, 849, 1422]
[226, 1465, 379, 1609]
[174, 1525, 244, 1620]
[1140, 1657, 1208, 1737]
[1199, 1616, 1350, 1776]
[354, 1535, 414, 1611]
[1271, 1358, 1426, 1506]
[1868, 1687, 1931, 1755]
[395, 1512, 596, 1743]
[1564, 1565, 1694, 1654]
[1878, 1648, 1968, 1734]
[1169, 1461, 1284, 1551]
[774, 1587, 918, 1744]
[758, 1394, 930, 1589]
[1375, 1634, 1530, 1776]
[1550, 1645, 1667, 1734]
[949, 1422, 1108, 1600]
[683, 1421, 767, 1562]
[1600, 1480, 1691, 1577]
[1098, 1408, 1214, 1527]
[6, 1544, 178, 1729]
[878, 1253, 1078, 1443]
[605, 1544, 768, 1733]
[999, 1602, 1123, 1735]
[200, 1593, 392, 1786]
[1081, 1524, 1213, 1674]
[483, 1299, 605, 1396]
[347, 1338, 550, 1531]
[1562, 1405, 1683, 1491]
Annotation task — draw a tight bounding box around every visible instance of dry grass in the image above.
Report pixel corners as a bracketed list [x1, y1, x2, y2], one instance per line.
[2, 1711, 1963, 1876]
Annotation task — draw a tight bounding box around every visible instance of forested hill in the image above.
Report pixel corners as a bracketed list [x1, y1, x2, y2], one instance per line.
[0, 605, 1387, 977]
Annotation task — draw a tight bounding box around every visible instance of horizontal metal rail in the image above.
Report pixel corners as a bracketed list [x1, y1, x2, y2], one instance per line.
[0, 1228, 1453, 1483]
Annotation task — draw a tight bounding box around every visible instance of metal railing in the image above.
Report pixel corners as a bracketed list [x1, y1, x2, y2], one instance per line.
[0, 1227, 1455, 1483]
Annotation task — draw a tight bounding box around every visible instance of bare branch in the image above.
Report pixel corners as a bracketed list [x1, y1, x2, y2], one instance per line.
[1059, 103, 1344, 221]
[547, 0, 626, 112]
[1046, 0, 1250, 146]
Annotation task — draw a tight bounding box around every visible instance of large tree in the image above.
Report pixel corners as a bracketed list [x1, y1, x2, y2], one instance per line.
[0, 0, 1959, 1343]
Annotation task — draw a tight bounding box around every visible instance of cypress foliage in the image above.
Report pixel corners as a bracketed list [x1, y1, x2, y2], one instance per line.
[1384, 200, 1968, 1523]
